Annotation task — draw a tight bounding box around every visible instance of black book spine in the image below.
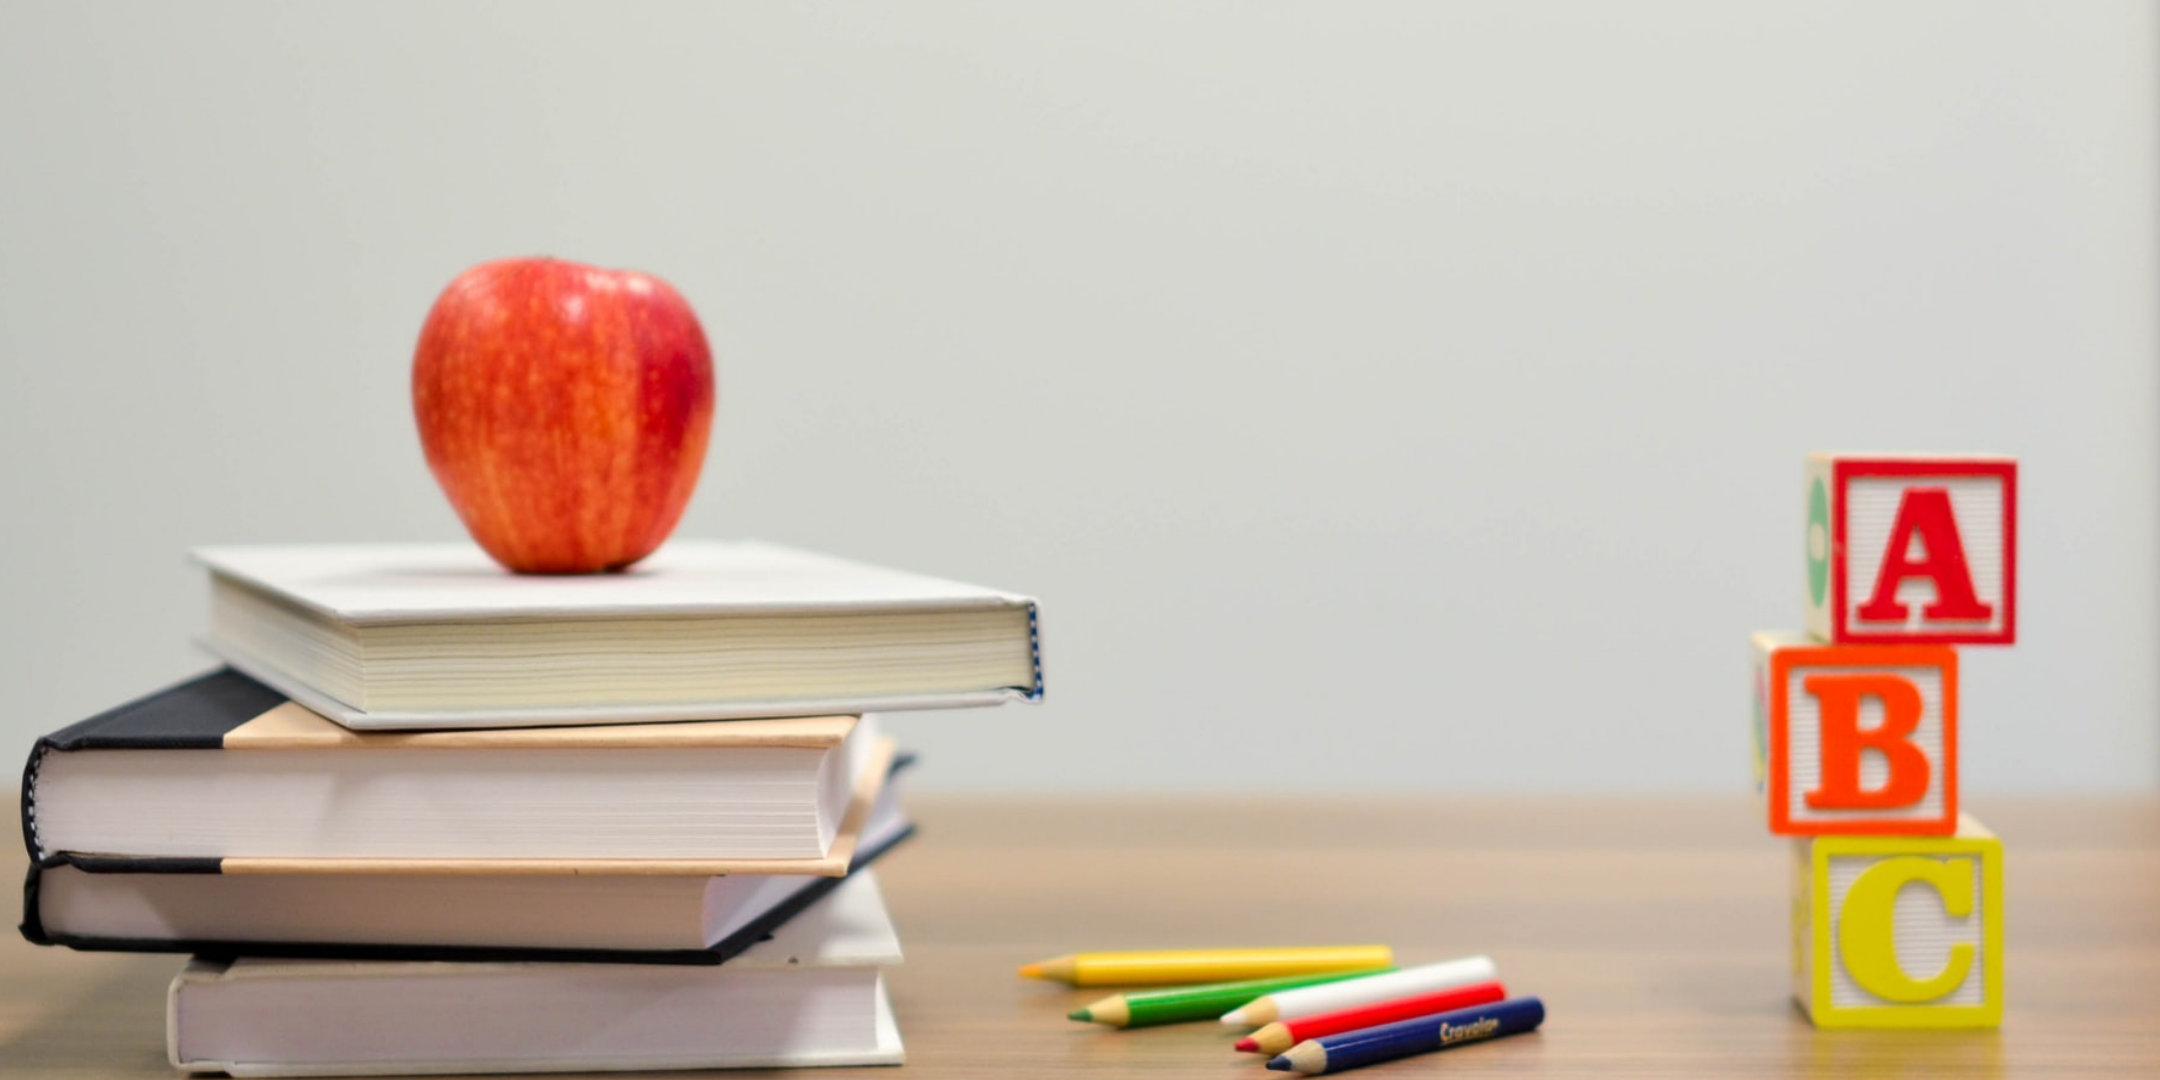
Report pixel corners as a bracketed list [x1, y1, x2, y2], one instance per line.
[19, 669, 285, 861]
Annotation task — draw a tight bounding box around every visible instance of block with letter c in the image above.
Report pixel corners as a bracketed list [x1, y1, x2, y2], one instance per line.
[1791, 815, 2003, 1028]
[1752, 633, 1956, 836]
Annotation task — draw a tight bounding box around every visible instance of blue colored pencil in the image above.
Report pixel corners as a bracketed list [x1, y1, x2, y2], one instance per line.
[1265, 996, 1545, 1075]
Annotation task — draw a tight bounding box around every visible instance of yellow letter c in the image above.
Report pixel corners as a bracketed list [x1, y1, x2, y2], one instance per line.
[1837, 856, 1975, 1003]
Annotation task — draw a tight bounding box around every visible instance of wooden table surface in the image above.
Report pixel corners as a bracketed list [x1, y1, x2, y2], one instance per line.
[4, 797, 2157, 1078]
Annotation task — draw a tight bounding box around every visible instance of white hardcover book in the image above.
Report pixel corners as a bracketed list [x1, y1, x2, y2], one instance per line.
[168, 872, 905, 1076]
[34, 769, 913, 959]
[195, 539, 1043, 730]
[28, 675, 890, 871]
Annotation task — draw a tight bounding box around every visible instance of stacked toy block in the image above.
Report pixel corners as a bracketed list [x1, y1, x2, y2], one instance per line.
[1752, 453, 2014, 1029]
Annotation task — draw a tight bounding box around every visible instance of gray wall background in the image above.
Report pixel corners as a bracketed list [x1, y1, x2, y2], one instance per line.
[3, 2, 2155, 793]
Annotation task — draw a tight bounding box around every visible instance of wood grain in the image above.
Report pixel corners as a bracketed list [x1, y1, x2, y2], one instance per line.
[4, 797, 2155, 1078]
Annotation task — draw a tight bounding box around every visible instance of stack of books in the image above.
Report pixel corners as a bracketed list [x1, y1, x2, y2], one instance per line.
[19, 540, 1043, 1075]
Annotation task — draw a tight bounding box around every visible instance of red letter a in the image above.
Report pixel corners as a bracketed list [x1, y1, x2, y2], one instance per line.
[1802, 673, 1930, 810]
[1855, 488, 1993, 624]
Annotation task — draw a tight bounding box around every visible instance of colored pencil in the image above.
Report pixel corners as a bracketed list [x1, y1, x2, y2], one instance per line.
[1235, 979, 1508, 1055]
[1069, 969, 1397, 1028]
[1221, 955, 1496, 1026]
[1018, 946, 1393, 987]
[1266, 996, 1546, 1074]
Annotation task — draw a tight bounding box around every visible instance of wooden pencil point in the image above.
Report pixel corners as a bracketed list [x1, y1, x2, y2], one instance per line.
[1017, 955, 1078, 983]
[1087, 997, 1130, 1027]
[1274, 1044, 1322, 1074]
[1066, 1008, 1091, 1022]
[1245, 1022, 1294, 1056]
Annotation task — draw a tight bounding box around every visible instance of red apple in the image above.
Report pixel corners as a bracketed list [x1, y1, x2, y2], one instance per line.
[412, 258, 715, 574]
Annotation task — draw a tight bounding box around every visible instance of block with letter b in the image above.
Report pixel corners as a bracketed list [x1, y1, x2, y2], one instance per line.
[1791, 815, 2004, 1028]
[1803, 453, 2016, 645]
[1752, 632, 1956, 836]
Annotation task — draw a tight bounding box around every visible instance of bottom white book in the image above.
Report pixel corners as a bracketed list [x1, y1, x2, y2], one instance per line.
[168, 872, 903, 1076]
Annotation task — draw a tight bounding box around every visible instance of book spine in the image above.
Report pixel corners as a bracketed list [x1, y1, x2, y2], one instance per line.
[18, 854, 48, 945]
[19, 738, 51, 861]
[1026, 601, 1046, 701]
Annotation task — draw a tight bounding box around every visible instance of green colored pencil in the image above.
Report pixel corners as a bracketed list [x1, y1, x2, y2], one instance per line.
[1068, 968, 1397, 1029]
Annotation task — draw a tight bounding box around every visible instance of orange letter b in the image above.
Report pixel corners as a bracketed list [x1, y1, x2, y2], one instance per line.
[1802, 673, 1930, 811]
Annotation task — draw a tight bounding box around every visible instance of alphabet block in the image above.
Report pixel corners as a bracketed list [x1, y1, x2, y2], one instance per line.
[1752, 632, 1956, 836]
[1791, 815, 2003, 1028]
[1803, 454, 2016, 645]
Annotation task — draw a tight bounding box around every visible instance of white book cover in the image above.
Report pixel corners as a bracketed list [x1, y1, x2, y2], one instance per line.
[195, 540, 1029, 622]
[169, 872, 904, 1076]
[193, 539, 1043, 730]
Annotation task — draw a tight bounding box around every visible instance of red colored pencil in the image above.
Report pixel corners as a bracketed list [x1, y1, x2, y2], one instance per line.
[1234, 980, 1509, 1057]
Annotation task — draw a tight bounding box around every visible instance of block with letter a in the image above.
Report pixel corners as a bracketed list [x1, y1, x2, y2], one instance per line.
[1791, 815, 2003, 1028]
[1753, 632, 1956, 836]
[1803, 453, 2016, 645]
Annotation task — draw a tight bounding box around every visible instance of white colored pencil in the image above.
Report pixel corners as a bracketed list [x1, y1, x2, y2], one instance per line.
[1219, 955, 1498, 1027]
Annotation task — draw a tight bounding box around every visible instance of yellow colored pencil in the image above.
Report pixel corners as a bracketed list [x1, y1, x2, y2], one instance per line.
[1017, 946, 1393, 987]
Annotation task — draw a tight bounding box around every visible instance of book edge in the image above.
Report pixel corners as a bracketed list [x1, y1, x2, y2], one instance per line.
[213, 641, 1027, 729]
[197, 540, 1034, 625]
[171, 970, 904, 1077]
[209, 737, 897, 875]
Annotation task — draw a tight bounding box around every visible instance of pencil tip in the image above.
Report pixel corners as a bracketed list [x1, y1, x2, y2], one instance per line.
[1018, 963, 1044, 979]
[1266, 1057, 1292, 1072]
[1067, 1008, 1091, 1022]
[1219, 1009, 1248, 1027]
[1234, 1038, 1258, 1053]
